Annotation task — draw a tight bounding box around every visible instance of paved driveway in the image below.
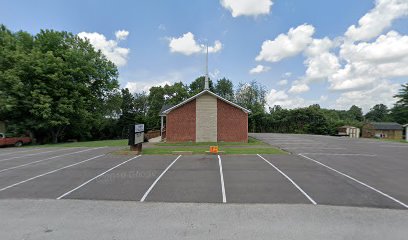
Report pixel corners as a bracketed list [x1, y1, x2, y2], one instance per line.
[0, 139, 407, 209]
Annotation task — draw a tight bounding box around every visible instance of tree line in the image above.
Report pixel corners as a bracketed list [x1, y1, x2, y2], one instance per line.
[115, 80, 408, 137]
[1, 25, 407, 143]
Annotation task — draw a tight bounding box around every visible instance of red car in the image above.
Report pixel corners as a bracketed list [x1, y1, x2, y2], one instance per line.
[0, 133, 32, 147]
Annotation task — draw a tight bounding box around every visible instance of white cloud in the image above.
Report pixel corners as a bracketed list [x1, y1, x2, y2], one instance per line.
[78, 31, 130, 67]
[168, 32, 201, 55]
[345, 0, 408, 41]
[266, 89, 308, 109]
[304, 37, 334, 57]
[277, 79, 288, 86]
[320, 95, 328, 102]
[334, 80, 400, 112]
[302, 38, 340, 83]
[115, 30, 129, 40]
[256, 24, 315, 62]
[284, 72, 292, 77]
[123, 70, 191, 94]
[125, 81, 171, 93]
[220, 0, 273, 17]
[208, 41, 223, 53]
[168, 32, 222, 55]
[255, 0, 408, 110]
[340, 31, 408, 65]
[249, 64, 270, 74]
[288, 81, 310, 94]
[330, 31, 408, 91]
[210, 69, 221, 79]
[304, 53, 340, 81]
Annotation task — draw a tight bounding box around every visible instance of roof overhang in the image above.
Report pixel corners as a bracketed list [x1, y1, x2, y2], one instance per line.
[162, 90, 251, 115]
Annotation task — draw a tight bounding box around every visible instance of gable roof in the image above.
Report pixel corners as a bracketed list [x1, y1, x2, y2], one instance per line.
[370, 122, 403, 130]
[162, 90, 251, 115]
[159, 104, 173, 116]
[338, 125, 358, 129]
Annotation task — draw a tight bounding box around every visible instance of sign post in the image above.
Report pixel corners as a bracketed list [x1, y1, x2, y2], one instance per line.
[129, 124, 144, 153]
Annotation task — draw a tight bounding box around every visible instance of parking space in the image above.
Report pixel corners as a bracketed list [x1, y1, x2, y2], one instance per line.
[0, 134, 407, 210]
[251, 133, 408, 209]
[62, 155, 176, 201]
[0, 148, 102, 172]
[0, 148, 78, 163]
[259, 154, 402, 209]
[144, 155, 222, 203]
[0, 153, 128, 199]
[222, 155, 310, 204]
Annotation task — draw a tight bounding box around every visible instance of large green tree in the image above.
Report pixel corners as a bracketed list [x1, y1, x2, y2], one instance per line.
[189, 76, 215, 96]
[214, 78, 234, 101]
[235, 81, 266, 132]
[235, 80, 266, 114]
[0, 25, 119, 143]
[146, 82, 189, 129]
[391, 83, 408, 124]
[365, 104, 391, 122]
[348, 105, 363, 122]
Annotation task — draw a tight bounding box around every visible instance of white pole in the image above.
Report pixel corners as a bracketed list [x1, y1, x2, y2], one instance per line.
[160, 116, 163, 137]
[204, 44, 209, 90]
[406, 126, 408, 142]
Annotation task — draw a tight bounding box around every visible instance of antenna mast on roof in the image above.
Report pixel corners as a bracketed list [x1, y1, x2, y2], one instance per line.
[204, 44, 209, 90]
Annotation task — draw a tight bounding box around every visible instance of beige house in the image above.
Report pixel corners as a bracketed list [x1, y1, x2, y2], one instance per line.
[337, 125, 360, 138]
[362, 122, 403, 140]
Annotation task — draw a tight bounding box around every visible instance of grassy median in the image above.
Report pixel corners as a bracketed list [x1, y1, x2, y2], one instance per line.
[24, 137, 286, 155]
[142, 137, 286, 155]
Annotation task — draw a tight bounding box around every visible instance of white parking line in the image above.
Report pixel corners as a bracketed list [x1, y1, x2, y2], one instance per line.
[56, 155, 141, 200]
[270, 143, 321, 145]
[0, 147, 104, 174]
[299, 153, 376, 157]
[380, 145, 408, 148]
[0, 155, 105, 192]
[283, 147, 346, 150]
[0, 149, 44, 157]
[0, 148, 72, 162]
[218, 155, 227, 203]
[257, 154, 317, 205]
[140, 155, 181, 202]
[298, 153, 408, 209]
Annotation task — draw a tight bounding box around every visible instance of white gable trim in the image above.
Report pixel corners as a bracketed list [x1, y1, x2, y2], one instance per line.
[162, 90, 251, 115]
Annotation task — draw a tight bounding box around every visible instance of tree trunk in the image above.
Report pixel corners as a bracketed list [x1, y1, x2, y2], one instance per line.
[51, 127, 63, 144]
[51, 130, 58, 144]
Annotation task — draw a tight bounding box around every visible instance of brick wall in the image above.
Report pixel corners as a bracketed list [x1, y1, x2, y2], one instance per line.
[217, 99, 248, 142]
[166, 99, 196, 142]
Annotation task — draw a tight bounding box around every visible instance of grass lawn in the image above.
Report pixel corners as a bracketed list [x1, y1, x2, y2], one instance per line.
[26, 139, 128, 148]
[142, 137, 285, 155]
[155, 137, 266, 146]
[142, 147, 285, 155]
[25, 136, 286, 155]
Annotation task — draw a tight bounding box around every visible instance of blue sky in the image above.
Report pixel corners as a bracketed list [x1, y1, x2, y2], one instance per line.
[1, 0, 408, 112]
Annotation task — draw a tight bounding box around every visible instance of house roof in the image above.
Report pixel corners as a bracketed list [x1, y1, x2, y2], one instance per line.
[161, 90, 251, 115]
[338, 125, 358, 129]
[370, 122, 403, 130]
[159, 104, 173, 116]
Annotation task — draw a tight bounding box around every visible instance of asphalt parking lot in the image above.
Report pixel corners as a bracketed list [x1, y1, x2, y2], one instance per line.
[0, 134, 407, 210]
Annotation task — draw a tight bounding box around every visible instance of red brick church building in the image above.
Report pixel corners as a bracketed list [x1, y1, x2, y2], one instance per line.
[159, 90, 250, 143]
